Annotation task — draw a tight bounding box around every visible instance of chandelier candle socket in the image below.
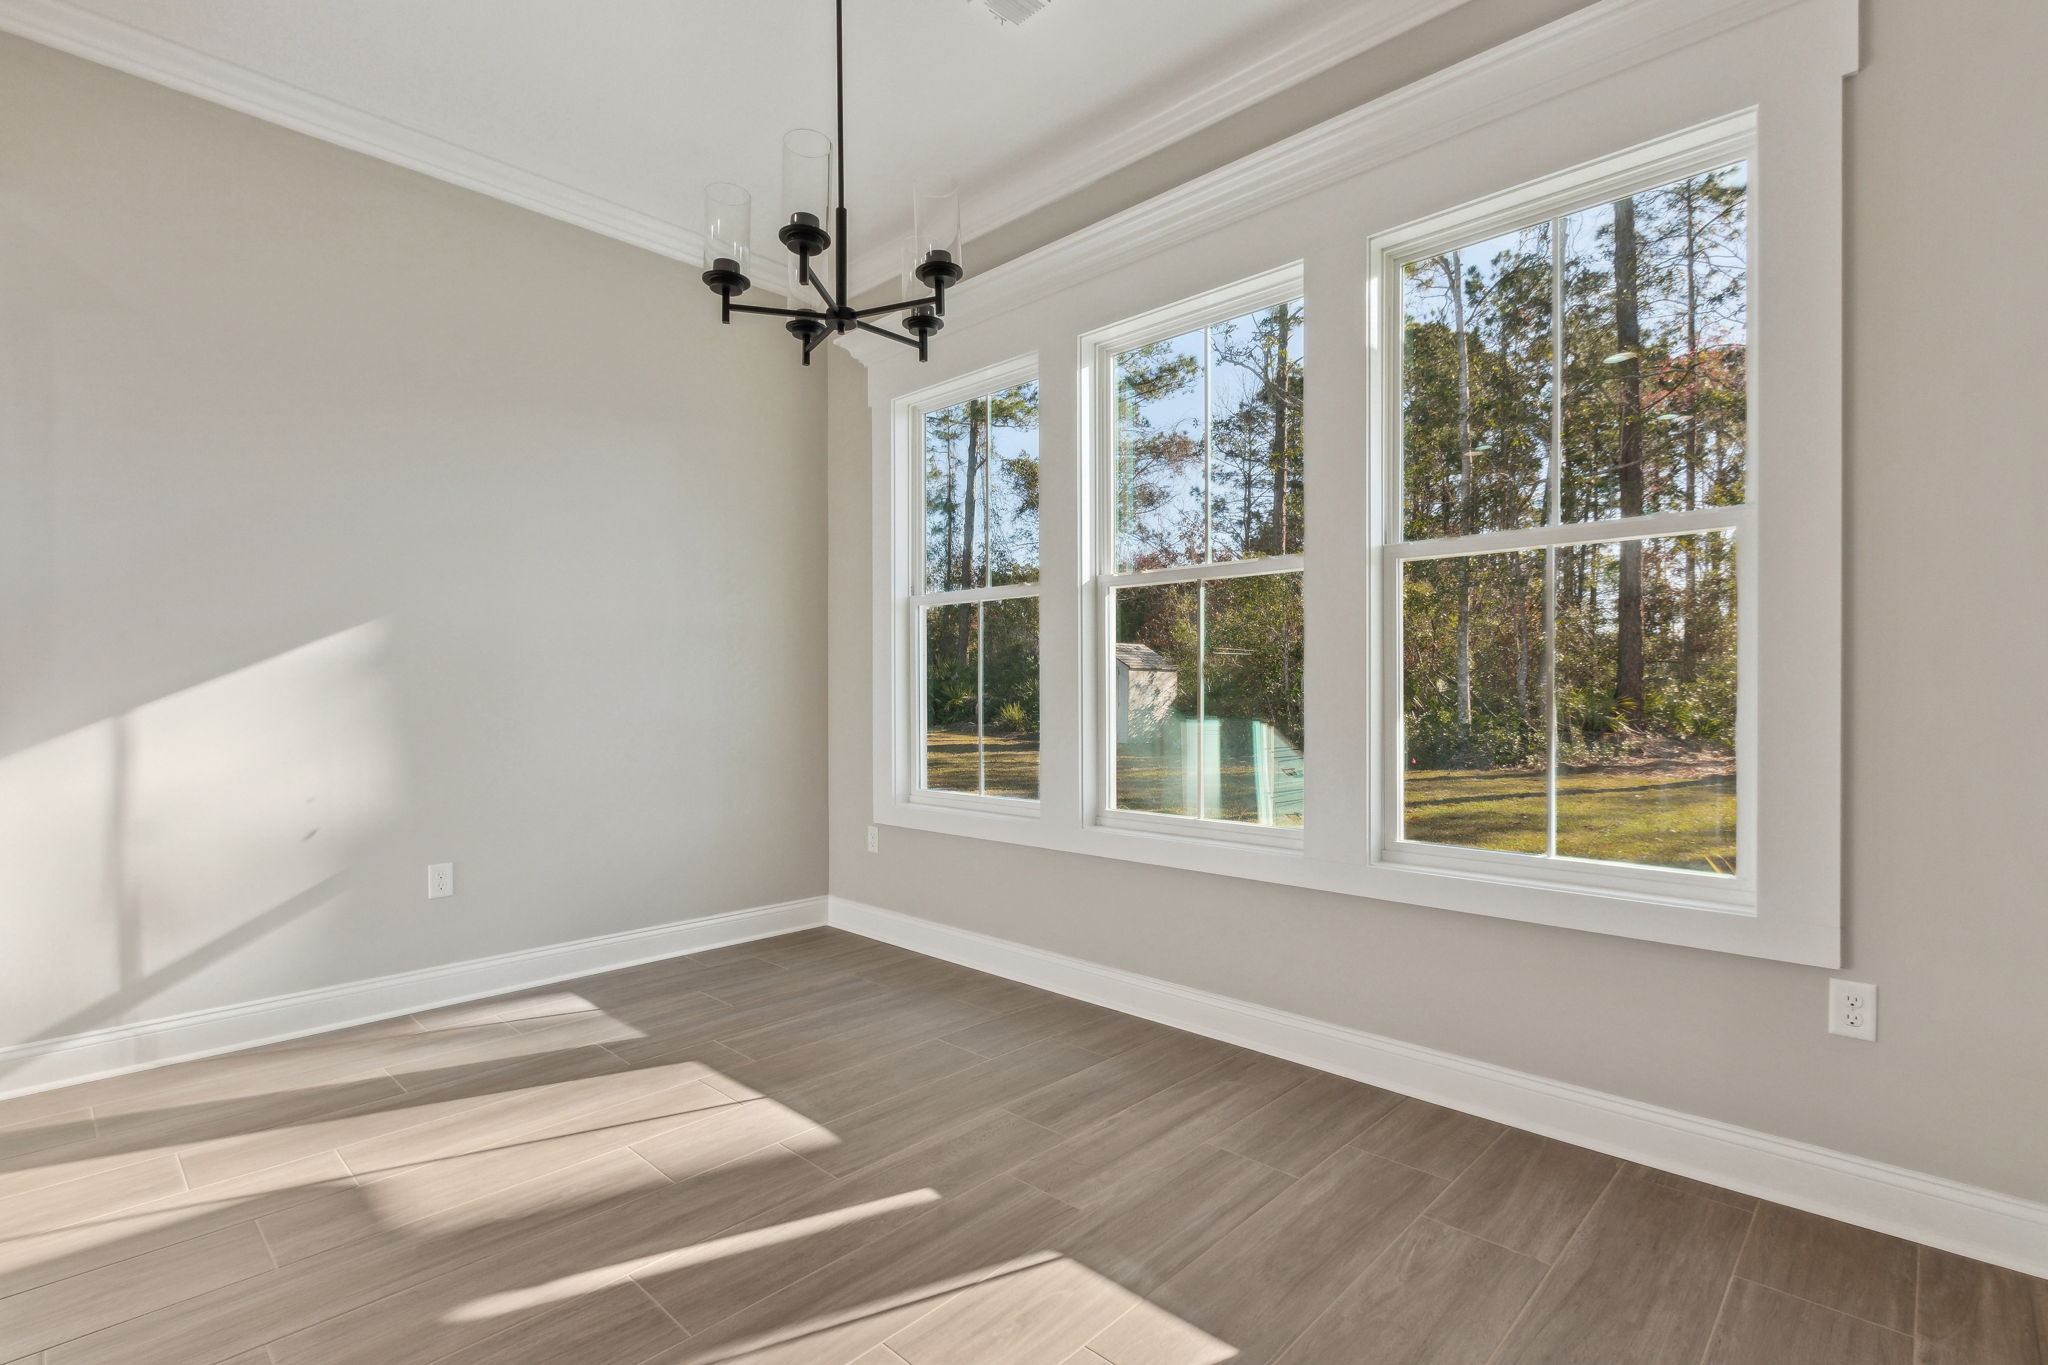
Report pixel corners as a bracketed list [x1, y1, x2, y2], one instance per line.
[700, 0, 967, 365]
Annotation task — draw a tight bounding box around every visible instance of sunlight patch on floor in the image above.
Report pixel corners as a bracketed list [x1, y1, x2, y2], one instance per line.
[441, 1189, 943, 1324]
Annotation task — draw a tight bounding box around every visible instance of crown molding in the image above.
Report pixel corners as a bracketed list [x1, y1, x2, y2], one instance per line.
[840, 0, 1856, 380]
[5, 0, 1469, 289]
[0, 0, 707, 264]
[846, 0, 1470, 294]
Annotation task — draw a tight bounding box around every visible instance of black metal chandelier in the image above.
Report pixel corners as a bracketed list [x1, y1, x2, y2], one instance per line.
[699, 0, 964, 366]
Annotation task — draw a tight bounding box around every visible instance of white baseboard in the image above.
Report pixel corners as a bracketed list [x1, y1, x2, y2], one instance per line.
[0, 896, 828, 1101]
[829, 896, 2048, 1279]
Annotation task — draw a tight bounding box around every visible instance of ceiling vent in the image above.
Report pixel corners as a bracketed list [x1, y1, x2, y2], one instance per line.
[980, 0, 1051, 23]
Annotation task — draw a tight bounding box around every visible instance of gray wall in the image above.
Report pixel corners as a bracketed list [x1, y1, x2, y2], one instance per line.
[0, 34, 827, 1050]
[828, 0, 2048, 1203]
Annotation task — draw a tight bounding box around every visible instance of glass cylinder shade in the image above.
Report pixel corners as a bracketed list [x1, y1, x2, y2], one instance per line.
[900, 235, 938, 325]
[781, 129, 834, 228]
[703, 182, 751, 273]
[912, 177, 963, 274]
[900, 234, 922, 296]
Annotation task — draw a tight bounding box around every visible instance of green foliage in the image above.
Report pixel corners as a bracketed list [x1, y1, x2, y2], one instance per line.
[924, 649, 977, 730]
[1400, 167, 1746, 816]
[924, 383, 1041, 592]
[990, 701, 1034, 735]
[1108, 302, 1307, 772]
[1406, 706, 1542, 771]
[1204, 572, 1304, 752]
[1113, 303, 1305, 572]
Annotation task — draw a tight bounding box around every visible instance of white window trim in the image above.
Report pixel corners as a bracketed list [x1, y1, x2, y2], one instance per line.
[1082, 265, 1308, 849]
[1370, 113, 1759, 914]
[860, 0, 1853, 967]
[890, 354, 1044, 818]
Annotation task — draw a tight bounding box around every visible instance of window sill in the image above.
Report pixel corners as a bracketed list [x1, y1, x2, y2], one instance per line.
[906, 790, 1041, 819]
[1376, 839, 1754, 915]
[874, 797, 1834, 967]
[1096, 807, 1305, 852]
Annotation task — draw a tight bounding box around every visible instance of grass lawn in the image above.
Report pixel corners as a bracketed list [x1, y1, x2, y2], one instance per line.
[1113, 754, 1305, 827]
[924, 726, 1039, 799]
[1403, 761, 1735, 872]
[929, 727, 1729, 870]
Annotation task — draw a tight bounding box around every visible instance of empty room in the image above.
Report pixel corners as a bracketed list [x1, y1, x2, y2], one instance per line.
[2, 0, 2043, 1361]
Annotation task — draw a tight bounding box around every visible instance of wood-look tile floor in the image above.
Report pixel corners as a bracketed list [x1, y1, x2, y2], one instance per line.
[1, 928, 2041, 1365]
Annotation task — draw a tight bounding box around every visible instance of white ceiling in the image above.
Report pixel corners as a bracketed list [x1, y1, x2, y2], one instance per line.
[1, 0, 1460, 289]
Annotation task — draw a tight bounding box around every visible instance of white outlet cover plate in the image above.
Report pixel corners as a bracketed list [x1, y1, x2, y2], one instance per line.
[1828, 978, 1877, 1041]
[427, 863, 456, 899]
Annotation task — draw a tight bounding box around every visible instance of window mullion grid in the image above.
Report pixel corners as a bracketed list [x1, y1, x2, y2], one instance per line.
[910, 581, 1039, 608]
[1102, 553, 1305, 590]
[1199, 321, 1215, 820]
[974, 602, 987, 796]
[1547, 213, 1566, 527]
[1543, 544, 1559, 858]
[1195, 579, 1209, 820]
[1201, 319, 1215, 569]
[1390, 506, 1745, 563]
[978, 398, 993, 593]
[1545, 211, 1566, 857]
[975, 399, 990, 797]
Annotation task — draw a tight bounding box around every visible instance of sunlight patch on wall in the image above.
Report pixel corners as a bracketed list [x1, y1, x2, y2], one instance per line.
[125, 623, 402, 973]
[0, 623, 402, 1043]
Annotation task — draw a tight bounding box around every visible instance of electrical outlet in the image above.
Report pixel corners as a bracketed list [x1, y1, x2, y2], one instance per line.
[865, 825, 879, 854]
[427, 862, 456, 899]
[1828, 978, 1877, 1041]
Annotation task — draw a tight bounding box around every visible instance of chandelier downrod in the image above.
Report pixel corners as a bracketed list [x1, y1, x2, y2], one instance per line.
[699, 0, 965, 367]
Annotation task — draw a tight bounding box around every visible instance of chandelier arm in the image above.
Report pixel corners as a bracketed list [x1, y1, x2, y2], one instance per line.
[855, 320, 923, 349]
[728, 302, 829, 320]
[851, 296, 940, 319]
[808, 271, 841, 314]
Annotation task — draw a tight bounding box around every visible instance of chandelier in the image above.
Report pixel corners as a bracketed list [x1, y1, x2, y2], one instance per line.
[699, 0, 964, 366]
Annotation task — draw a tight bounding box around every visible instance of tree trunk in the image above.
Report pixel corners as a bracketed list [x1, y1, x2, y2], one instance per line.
[1679, 180, 1702, 681]
[1612, 199, 1646, 724]
[1514, 577, 1531, 734]
[941, 434, 959, 593]
[1447, 255, 1475, 732]
[955, 402, 983, 665]
[1267, 307, 1294, 555]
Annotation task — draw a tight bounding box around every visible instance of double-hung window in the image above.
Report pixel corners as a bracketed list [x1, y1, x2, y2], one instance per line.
[870, 0, 1848, 963]
[1377, 129, 1754, 907]
[911, 374, 1042, 805]
[1090, 271, 1307, 839]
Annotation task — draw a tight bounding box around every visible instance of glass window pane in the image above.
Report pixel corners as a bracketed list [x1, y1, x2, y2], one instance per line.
[1204, 573, 1305, 826]
[1562, 163, 1748, 523]
[1402, 225, 1553, 541]
[1400, 551, 1548, 853]
[923, 603, 980, 793]
[981, 597, 1040, 799]
[923, 401, 979, 594]
[984, 383, 1040, 587]
[1554, 532, 1737, 872]
[1113, 582, 1199, 816]
[1113, 331, 1206, 572]
[1208, 302, 1307, 563]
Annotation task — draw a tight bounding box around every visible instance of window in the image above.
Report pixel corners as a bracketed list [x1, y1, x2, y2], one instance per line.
[1093, 275, 1306, 836]
[1382, 149, 1752, 903]
[914, 379, 1041, 804]
[868, 2, 1848, 965]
